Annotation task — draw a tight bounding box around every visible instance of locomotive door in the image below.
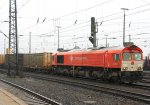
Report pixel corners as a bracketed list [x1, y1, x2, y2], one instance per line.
[104, 51, 108, 70]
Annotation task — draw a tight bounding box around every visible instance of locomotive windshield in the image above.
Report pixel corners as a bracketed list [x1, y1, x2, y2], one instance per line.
[123, 52, 131, 60]
[123, 52, 142, 61]
[134, 53, 142, 60]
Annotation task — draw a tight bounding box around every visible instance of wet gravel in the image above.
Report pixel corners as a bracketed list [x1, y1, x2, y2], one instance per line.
[0, 73, 149, 105]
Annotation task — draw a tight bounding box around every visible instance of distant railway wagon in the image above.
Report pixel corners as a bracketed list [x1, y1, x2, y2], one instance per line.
[23, 53, 52, 70]
[144, 56, 150, 70]
[4, 54, 24, 69]
[0, 54, 5, 67]
[4, 53, 53, 70]
[52, 44, 143, 83]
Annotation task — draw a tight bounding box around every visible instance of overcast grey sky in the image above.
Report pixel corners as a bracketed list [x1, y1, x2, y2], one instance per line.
[0, 0, 150, 55]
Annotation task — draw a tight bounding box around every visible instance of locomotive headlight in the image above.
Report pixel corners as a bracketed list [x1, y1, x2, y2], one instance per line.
[137, 67, 142, 70]
[123, 67, 128, 70]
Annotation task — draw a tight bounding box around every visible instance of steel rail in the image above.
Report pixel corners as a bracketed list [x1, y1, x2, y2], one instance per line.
[121, 82, 150, 91]
[26, 73, 150, 104]
[132, 83, 150, 90]
[0, 79, 62, 105]
[141, 79, 150, 84]
[143, 76, 150, 79]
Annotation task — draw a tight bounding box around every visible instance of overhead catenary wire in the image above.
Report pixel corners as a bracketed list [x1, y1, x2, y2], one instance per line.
[9, 0, 149, 34]
[18, 0, 115, 23]
[0, 30, 9, 38]
[51, 0, 116, 19]
[138, 0, 150, 4]
[1, 0, 150, 32]
[97, 2, 150, 20]
[15, 0, 118, 33]
[17, 2, 150, 21]
[1, 0, 150, 52]
[24, 19, 150, 38]
[18, 3, 150, 37]
[18, 0, 32, 12]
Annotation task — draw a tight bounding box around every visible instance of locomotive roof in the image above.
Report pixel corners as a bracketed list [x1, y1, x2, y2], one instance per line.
[69, 45, 140, 52]
[55, 44, 142, 54]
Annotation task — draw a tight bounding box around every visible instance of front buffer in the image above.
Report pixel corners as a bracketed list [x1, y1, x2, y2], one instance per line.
[121, 71, 143, 83]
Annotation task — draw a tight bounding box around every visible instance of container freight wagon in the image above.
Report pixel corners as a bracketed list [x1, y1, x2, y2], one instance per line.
[4, 54, 24, 69]
[23, 52, 53, 70]
[0, 54, 5, 67]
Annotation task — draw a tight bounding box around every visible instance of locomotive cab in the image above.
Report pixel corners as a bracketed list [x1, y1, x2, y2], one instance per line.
[121, 45, 143, 83]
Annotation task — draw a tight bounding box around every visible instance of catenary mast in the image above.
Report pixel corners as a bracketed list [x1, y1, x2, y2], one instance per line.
[8, 0, 19, 76]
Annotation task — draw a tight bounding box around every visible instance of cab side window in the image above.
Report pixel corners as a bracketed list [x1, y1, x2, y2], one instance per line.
[114, 54, 120, 61]
[57, 55, 64, 64]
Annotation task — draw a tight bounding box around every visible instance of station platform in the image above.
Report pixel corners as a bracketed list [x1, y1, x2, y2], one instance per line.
[0, 88, 27, 105]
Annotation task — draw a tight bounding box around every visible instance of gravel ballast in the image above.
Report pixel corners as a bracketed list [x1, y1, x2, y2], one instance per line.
[0, 73, 148, 105]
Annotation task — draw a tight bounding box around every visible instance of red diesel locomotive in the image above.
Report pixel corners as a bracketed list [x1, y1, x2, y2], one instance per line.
[52, 44, 143, 83]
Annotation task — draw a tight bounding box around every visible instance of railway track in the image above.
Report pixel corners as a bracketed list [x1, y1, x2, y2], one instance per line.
[144, 76, 150, 80]
[141, 79, 150, 84]
[25, 73, 150, 104]
[0, 68, 150, 104]
[0, 79, 61, 105]
[0, 68, 150, 90]
[129, 83, 150, 91]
